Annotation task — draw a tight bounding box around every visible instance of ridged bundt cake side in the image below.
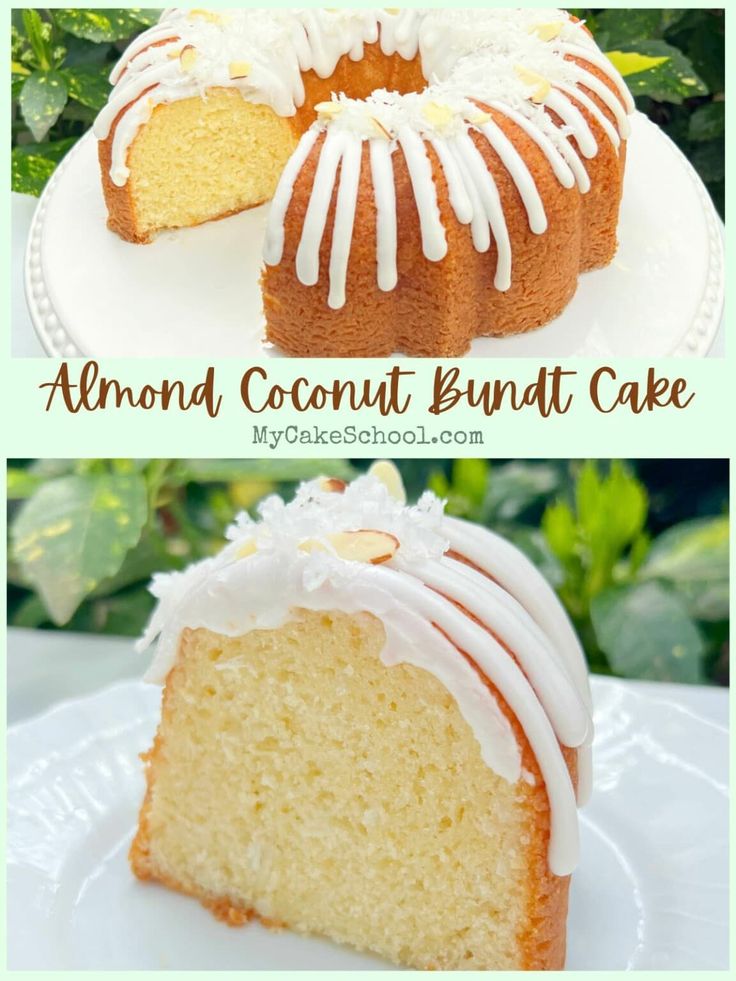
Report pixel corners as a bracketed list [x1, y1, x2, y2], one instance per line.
[131, 463, 593, 970]
[261, 19, 633, 356]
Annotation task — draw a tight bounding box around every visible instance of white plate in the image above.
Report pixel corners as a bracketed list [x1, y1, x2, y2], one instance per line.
[25, 113, 723, 359]
[7, 676, 728, 970]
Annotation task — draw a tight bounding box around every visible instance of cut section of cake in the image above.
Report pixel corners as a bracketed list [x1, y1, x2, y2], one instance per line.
[132, 461, 592, 970]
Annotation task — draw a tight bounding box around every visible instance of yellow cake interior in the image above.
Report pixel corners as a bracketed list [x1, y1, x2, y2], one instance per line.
[132, 608, 540, 970]
[127, 89, 298, 239]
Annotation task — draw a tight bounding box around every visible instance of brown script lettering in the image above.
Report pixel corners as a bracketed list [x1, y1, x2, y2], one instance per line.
[39, 361, 222, 417]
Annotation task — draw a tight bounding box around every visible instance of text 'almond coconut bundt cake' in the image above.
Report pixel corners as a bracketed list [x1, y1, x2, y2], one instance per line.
[94, 9, 634, 357]
[132, 461, 593, 970]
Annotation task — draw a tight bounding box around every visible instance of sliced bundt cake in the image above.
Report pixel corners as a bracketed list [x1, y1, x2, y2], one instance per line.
[94, 9, 633, 355]
[132, 462, 592, 969]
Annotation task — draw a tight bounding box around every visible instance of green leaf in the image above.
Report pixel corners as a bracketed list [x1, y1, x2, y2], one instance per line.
[9, 593, 50, 629]
[591, 581, 705, 683]
[89, 531, 186, 599]
[574, 460, 603, 539]
[664, 10, 724, 94]
[7, 468, 44, 500]
[608, 41, 708, 104]
[574, 461, 647, 553]
[11, 474, 149, 625]
[690, 139, 725, 183]
[688, 101, 725, 141]
[130, 9, 165, 28]
[642, 516, 728, 582]
[607, 51, 670, 77]
[13, 135, 78, 163]
[54, 9, 157, 43]
[604, 461, 648, 551]
[595, 9, 665, 47]
[21, 9, 52, 71]
[61, 64, 112, 111]
[675, 579, 729, 624]
[427, 470, 450, 499]
[641, 517, 728, 621]
[485, 462, 559, 521]
[175, 459, 357, 484]
[505, 527, 564, 589]
[11, 148, 56, 196]
[451, 458, 489, 507]
[63, 35, 113, 67]
[542, 500, 577, 562]
[67, 588, 156, 637]
[19, 70, 68, 141]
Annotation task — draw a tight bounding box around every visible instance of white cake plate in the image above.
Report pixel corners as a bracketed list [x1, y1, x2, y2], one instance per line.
[7, 676, 728, 969]
[25, 113, 723, 359]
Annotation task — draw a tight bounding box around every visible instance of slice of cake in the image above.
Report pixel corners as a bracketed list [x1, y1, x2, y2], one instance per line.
[132, 461, 592, 970]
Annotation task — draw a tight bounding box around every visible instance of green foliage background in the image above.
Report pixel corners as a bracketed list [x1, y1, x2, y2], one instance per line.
[11, 8, 725, 214]
[7, 459, 729, 688]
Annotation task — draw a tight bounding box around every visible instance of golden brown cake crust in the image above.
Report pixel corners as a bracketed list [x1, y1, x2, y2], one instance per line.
[262, 51, 629, 357]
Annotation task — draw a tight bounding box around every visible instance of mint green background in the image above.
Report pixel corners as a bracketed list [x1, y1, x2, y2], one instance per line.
[7, 358, 731, 459]
[2, 0, 734, 975]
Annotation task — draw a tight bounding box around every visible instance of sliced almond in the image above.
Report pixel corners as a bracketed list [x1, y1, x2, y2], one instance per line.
[228, 60, 251, 80]
[189, 9, 222, 24]
[298, 530, 399, 564]
[319, 476, 347, 493]
[514, 65, 552, 104]
[328, 529, 399, 565]
[179, 45, 198, 71]
[529, 20, 565, 42]
[466, 109, 492, 126]
[422, 100, 454, 129]
[236, 539, 257, 559]
[368, 460, 406, 504]
[315, 101, 342, 118]
[370, 116, 392, 140]
[298, 538, 329, 555]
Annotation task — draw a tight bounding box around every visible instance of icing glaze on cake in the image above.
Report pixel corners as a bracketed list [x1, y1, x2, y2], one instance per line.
[94, 9, 632, 309]
[137, 463, 593, 877]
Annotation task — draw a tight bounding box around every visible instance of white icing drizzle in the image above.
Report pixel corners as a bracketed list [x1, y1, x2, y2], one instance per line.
[137, 467, 594, 876]
[398, 126, 448, 262]
[455, 131, 512, 290]
[295, 130, 346, 287]
[262, 127, 319, 266]
[544, 89, 598, 158]
[96, 9, 634, 304]
[560, 41, 635, 113]
[447, 139, 491, 253]
[369, 140, 398, 291]
[442, 516, 595, 807]
[487, 101, 576, 190]
[555, 80, 621, 151]
[428, 138, 474, 227]
[479, 118, 548, 234]
[328, 135, 362, 309]
[568, 64, 632, 138]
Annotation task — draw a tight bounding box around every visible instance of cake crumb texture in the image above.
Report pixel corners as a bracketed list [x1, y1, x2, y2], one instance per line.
[131, 610, 570, 970]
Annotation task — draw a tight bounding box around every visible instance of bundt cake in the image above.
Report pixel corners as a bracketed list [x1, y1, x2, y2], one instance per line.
[132, 461, 593, 970]
[94, 9, 634, 357]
